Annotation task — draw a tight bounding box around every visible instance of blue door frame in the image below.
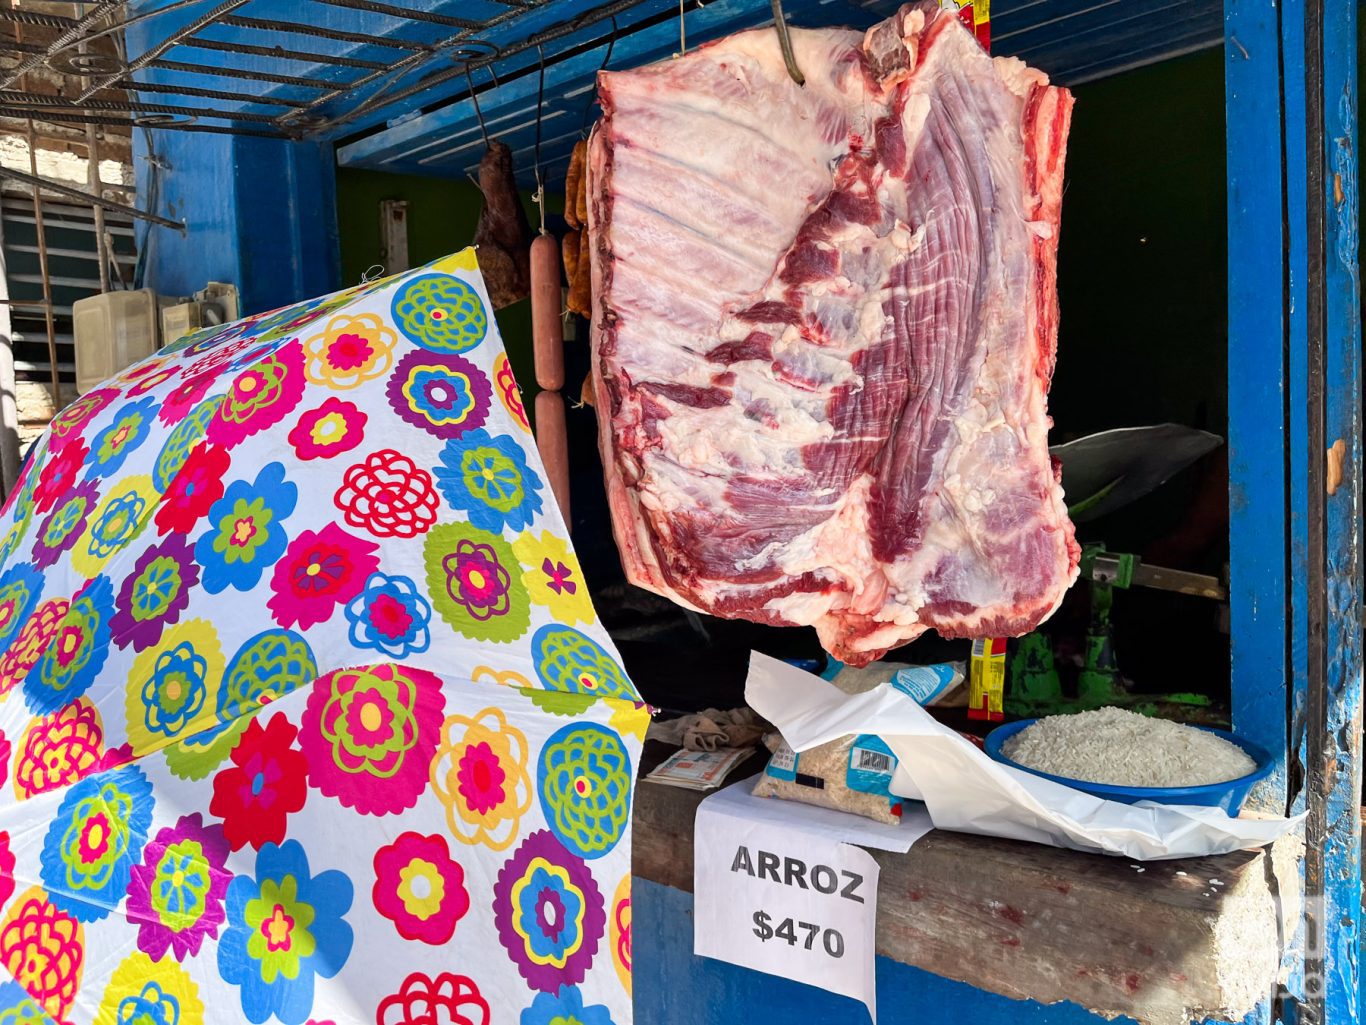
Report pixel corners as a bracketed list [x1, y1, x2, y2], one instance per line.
[1226, 1, 1362, 1023]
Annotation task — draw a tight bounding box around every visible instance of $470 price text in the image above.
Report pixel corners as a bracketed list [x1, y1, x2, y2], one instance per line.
[751, 912, 846, 957]
[732, 844, 866, 961]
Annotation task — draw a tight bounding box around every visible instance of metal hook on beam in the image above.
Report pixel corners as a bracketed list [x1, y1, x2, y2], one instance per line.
[771, 0, 804, 86]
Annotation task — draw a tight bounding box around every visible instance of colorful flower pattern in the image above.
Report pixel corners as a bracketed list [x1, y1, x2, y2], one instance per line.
[289, 397, 367, 461]
[6, 618, 65, 696]
[335, 450, 439, 539]
[303, 312, 398, 389]
[219, 840, 353, 1025]
[522, 986, 617, 1025]
[32, 480, 98, 571]
[494, 831, 605, 992]
[344, 572, 432, 658]
[110, 533, 200, 651]
[153, 395, 224, 491]
[12, 700, 103, 799]
[72, 474, 156, 578]
[387, 350, 491, 439]
[300, 664, 445, 816]
[126, 813, 230, 962]
[372, 832, 468, 945]
[94, 952, 204, 1025]
[0, 563, 42, 655]
[431, 706, 532, 851]
[513, 532, 595, 626]
[195, 461, 298, 593]
[425, 522, 530, 642]
[156, 442, 229, 536]
[267, 523, 379, 630]
[210, 713, 309, 852]
[537, 724, 633, 860]
[0, 251, 641, 1025]
[531, 625, 639, 701]
[392, 273, 488, 353]
[87, 397, 158, 478]
[0, 888, 84, 1021]
[610, 874, 632, 995]
[494, 353, 531, 432]
[436, 429, 544, 533]
[208, 342, 306, 448]
[26, 576, 114, 716]
[377, 973, 488, 1025]
[125, 618, 223, 755]
[39, 765, 154, 921]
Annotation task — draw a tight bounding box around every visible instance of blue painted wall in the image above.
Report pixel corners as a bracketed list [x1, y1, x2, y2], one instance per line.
[133, 131, 340, 315]
[634, 880, 1139, 1025]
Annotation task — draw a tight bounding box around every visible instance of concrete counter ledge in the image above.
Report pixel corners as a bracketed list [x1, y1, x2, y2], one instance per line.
[631, 742, 1302, 1025]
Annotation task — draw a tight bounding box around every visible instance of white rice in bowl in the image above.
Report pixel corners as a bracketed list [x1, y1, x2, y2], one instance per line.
[1001, 706, 1257, 788]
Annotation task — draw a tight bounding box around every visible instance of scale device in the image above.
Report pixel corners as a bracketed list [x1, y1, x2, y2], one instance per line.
[1007, 425, 1226, 717]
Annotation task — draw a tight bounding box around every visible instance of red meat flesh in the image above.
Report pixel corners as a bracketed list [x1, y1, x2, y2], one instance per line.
[588, 2, 1080, 666]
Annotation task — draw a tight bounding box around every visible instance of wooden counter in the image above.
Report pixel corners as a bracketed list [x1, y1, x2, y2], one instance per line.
[633, 745, 1302, 1025]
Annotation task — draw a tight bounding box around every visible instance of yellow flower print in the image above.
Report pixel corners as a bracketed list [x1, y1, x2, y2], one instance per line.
[95, 952, 203, 1025]
[125, 619, 225, 757]
[70, 474, 158, 579]
[608, 698, 651, 743]
[471, 665, 534, 691]
[303, 312, 397, 389]
[430, 706, 531, 851]
[511, 531, 595, 626]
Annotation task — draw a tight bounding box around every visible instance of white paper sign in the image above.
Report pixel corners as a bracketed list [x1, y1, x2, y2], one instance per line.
[694, 780, 892, 1022]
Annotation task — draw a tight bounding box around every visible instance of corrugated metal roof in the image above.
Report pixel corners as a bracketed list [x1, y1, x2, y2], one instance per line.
[332, 0, 1224, 181]
[106, 0, 1225, 179]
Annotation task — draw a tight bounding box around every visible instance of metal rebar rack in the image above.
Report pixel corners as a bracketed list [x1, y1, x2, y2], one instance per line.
[0, 0, 1226, 179]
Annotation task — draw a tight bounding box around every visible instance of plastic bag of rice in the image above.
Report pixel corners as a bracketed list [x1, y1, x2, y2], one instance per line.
[752, 662, 964, 823]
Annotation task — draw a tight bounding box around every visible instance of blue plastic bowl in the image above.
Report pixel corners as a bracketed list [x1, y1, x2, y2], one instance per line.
[984, 718, 1274, 814]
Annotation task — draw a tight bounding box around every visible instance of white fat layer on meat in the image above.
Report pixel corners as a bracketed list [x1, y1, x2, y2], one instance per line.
[592, 6, 1077, 660]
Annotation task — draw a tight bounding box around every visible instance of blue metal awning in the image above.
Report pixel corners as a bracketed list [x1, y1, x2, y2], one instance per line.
[328, 0, 1225, 183]
[6, 0, 1222, 185]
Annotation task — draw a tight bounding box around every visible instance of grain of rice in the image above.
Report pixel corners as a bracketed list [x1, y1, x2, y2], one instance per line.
[1001, 706, 1256, 787]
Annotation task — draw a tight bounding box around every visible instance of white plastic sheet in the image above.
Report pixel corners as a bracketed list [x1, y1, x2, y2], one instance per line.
[746, 652, 1303, 861]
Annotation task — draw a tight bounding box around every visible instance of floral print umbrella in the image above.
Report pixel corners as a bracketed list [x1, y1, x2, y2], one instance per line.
[0, 249, 645, 1025]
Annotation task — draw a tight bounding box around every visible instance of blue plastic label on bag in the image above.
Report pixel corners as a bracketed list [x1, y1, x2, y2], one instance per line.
[890, 663, 961, 706]
[765, 740, 799, 782]
[846, 734, 897, 797]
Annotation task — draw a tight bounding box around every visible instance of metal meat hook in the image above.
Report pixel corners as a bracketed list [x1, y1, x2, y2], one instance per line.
[771, 0, 805, 86]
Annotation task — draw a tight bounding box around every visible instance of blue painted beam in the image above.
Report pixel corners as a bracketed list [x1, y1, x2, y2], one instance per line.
[1312, 0, 1362, 1017]
[633, 879, 1140, 1025]
[1224, 0, 1291, 810]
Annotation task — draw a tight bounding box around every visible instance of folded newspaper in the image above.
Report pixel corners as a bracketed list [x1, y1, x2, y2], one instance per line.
[646, 747, 755, 790]
[745, 653, 1303, 861]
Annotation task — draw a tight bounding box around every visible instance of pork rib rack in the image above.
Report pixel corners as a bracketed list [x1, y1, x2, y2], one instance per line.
[587, 2, 1080, 666]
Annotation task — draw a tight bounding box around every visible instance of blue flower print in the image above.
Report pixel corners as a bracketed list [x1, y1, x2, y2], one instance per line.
[86, 396, 157, 479]
[195, 462, 297, 594]
[344, 572, 432, 658]
[0, 562, 42, 656]
[39, 765, 155, 921]
[26, 575, 113, 716]
[435, 429, 544, 533]
[522, 986, 617, 1025]
[219, 840, 354, 1025]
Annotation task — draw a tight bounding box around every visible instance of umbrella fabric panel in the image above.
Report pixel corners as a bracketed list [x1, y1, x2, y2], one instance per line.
[0, 248, 645, 1025]
[0, 673, 642, 1025]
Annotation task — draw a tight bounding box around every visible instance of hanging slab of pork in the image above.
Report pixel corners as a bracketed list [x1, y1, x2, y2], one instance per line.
[586, 2, 1080, 666]
[473, 140, 532, 308]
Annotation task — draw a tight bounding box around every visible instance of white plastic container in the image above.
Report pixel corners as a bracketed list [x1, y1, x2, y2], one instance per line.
[72, 289, 160, 394]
